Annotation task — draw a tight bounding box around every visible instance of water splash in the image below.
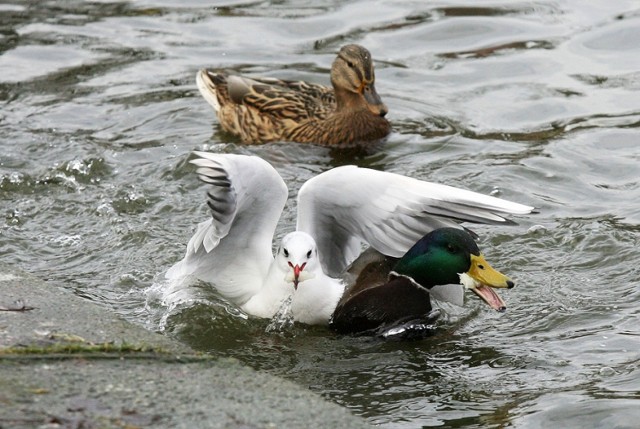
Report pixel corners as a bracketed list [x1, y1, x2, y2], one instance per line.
[142, 275, 250, 332]
[379, 309, 441, 340]
[265, 294, 294, 333]
[143, 277, 187, 331]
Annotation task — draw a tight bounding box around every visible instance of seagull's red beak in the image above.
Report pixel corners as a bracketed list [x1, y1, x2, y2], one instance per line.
[288, 262, 306, 290]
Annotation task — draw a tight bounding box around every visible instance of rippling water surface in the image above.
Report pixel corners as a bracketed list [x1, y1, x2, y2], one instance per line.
[1, 1, 639, 427]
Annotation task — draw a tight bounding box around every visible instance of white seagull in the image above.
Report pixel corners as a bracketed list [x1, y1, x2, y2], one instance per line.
[166, 152, 534, 325]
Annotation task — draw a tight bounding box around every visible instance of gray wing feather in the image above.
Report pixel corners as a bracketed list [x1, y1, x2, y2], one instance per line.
[167, 152, 288, 305]
[297, 166, 533, 277]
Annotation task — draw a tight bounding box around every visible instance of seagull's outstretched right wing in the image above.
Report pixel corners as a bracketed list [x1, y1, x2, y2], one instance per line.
[166, 152, 288, 305]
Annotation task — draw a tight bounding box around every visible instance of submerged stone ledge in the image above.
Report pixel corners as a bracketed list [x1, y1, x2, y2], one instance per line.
[0, 263, 372, 429]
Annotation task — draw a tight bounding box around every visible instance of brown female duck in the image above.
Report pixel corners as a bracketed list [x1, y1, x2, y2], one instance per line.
[195, 44, 391, 147]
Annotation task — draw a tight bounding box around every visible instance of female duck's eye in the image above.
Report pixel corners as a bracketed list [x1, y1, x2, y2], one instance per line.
[347, 61, 354, 68]
[306, 250, 312, 258]
[283, 248, 289, 257]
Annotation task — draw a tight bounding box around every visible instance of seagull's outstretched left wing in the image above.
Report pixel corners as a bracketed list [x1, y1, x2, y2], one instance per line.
[297, 166, 533, 277]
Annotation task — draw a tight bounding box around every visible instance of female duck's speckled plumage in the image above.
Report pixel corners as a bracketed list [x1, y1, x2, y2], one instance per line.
[196, 44, 391, 147]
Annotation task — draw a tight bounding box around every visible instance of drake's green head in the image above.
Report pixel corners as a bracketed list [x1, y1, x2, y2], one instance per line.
[392, 228, 515, 311]
[393, 228, 478, 287]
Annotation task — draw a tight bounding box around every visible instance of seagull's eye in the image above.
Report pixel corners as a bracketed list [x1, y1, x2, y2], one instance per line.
[306, 250, 312, 258]
[283, 248, 289, 257]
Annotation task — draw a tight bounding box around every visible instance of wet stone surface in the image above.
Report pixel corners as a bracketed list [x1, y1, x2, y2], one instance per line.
[0, 264, 371, 429]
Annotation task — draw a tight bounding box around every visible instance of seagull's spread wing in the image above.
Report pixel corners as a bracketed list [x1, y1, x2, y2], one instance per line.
[297, 166, 533, 277]
[166, 152, 288, 305]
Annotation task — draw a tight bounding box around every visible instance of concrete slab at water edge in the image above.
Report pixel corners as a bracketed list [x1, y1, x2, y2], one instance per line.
[0, 264, 372, 429]
[0, 264, 182, 354]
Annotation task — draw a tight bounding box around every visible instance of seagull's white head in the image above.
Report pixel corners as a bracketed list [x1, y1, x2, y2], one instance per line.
[276, 231, 319, 290]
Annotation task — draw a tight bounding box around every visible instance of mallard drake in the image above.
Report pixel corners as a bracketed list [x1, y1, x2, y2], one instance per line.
[195, 44, 391, 147]
[330, 227, 513, 335]
[166, 152, 533, 326]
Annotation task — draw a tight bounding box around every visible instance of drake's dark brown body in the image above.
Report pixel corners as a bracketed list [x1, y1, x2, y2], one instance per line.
[330, 276, 433, 335]
[330, 250, 433, 335]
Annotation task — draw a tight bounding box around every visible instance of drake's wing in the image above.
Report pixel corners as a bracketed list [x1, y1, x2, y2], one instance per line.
[166, 152, 288, 305]
[297, 166, 533, 277]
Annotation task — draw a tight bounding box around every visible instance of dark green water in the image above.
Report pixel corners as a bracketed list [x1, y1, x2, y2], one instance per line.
[1, 1, 639, 427]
